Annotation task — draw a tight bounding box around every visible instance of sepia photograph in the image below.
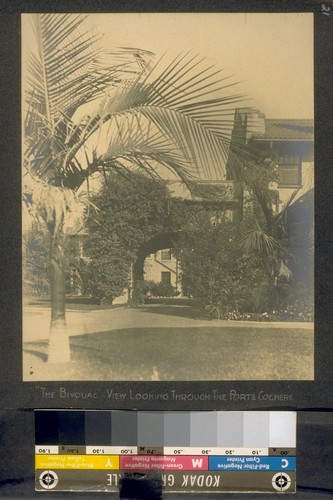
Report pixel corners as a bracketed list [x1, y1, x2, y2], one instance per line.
[22, 12, 314, 382]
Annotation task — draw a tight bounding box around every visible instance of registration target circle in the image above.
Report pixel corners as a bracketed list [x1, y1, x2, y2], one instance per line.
[272, 472, 292, 492]
[39, 470, 59, 490]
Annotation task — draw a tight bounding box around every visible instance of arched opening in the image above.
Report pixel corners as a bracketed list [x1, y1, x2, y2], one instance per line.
[133, 232, 179, 284]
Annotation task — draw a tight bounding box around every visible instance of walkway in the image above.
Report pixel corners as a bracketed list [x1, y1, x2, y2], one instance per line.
[23, 303, 313, 343]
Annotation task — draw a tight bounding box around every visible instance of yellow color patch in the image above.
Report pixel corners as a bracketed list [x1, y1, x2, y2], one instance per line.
[35, 454, 119, 470]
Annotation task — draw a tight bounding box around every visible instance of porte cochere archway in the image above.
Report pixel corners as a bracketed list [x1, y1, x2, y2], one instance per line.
[132, 182, 241, 290]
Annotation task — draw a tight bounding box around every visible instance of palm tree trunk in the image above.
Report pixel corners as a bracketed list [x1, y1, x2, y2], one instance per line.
[47, 232, 70, 363]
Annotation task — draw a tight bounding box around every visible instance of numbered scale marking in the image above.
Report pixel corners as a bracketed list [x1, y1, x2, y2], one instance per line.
[35, 446, 294, 456]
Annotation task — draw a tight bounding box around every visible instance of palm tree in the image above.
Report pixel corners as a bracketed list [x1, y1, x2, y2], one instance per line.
[23, 13, 245, 363]
[241, 159, 296, 311]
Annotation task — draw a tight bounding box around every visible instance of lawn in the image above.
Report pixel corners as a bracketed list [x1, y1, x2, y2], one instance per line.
[24, 325, 313, 381]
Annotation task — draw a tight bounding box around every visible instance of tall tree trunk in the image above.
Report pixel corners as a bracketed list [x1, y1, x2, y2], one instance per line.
[47, 232, 70, 363]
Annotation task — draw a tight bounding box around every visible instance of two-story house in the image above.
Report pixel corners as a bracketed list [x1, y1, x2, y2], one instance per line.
[228, 108, 314, 286]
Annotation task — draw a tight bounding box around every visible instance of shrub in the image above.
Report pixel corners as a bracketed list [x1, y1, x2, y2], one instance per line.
[247, 278, 292, 313]
[148, 281, 177, 297]
[131, 280, 154, 305]
[205, 282, 313, 322]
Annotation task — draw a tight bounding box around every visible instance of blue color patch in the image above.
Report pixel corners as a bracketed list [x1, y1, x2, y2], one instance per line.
[209, 456, 296, 471]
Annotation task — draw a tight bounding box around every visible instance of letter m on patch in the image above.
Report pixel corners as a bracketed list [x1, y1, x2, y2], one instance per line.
[192, 458, 203, 468]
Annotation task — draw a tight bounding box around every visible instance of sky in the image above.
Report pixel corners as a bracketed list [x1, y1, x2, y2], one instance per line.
[21, 12, 314, 190]
[22, 13, 313, 119]
[85, 13, 314, 119]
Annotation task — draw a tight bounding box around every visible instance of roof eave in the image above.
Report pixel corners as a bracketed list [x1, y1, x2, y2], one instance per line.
[250, 137, 314, 142]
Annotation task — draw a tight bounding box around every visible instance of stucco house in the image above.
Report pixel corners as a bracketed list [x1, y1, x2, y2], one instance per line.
[229, 108, 314, 212]
[143, 109, 314, 294]
[65, 108, 314, 300]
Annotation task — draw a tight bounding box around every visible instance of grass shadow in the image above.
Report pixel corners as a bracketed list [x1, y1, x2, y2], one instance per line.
[23, 326, 314, 381]
[138, 304, 208, 320]
[23, 348, 48, 362]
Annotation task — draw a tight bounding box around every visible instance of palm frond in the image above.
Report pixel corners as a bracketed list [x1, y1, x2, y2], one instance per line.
[242, 216, 279, 258]
[24, 15, 248, 197]
[25, 14, 151, 131]
[68, 108, 199, 190]
[278, 260, 292, 280]
[25, 175, 83, 236]
[92, 53, 247, 180]
[58, 53, 248, 188]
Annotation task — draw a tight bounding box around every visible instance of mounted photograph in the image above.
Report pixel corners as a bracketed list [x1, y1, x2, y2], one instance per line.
[22, 12, 314, 381]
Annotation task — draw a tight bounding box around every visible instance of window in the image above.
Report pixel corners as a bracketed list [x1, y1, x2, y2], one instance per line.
[161, 271, 171, 284]
[278, 156, 301, 187]
[161, 248, 172, 260]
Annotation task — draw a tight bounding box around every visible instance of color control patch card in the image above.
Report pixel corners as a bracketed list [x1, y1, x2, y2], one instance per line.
[35, 410, 296, 494]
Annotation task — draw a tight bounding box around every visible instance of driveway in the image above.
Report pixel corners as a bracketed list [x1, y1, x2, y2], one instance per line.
[23, 303, 313, 342]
